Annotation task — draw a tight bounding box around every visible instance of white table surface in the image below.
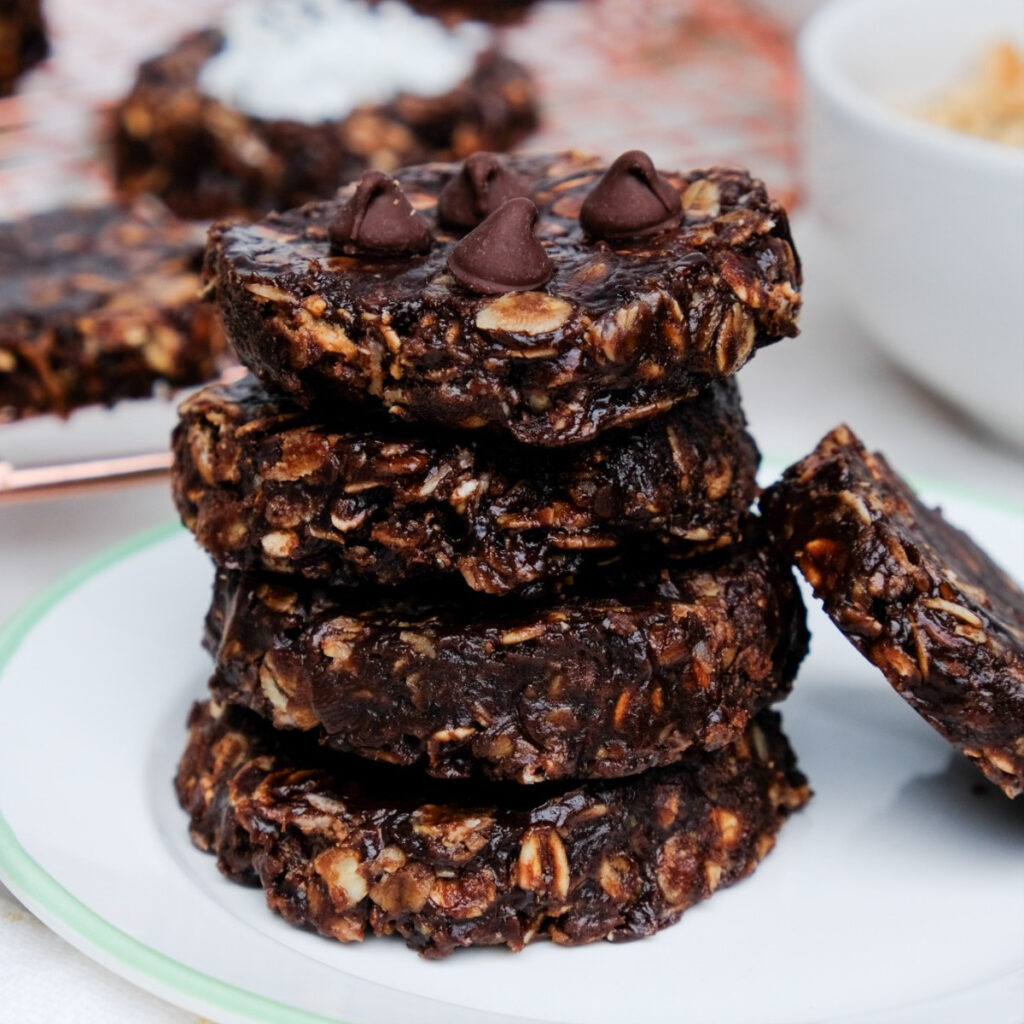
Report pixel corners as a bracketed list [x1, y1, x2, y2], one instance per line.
[1, 221, 1022, 1022]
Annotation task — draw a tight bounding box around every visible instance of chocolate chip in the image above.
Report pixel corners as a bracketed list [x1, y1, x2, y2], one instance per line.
[447, 197, 552, 295]
[579, 150, 683, 241]
[329, 171, 432, 257]
[437, 152, 533, 230]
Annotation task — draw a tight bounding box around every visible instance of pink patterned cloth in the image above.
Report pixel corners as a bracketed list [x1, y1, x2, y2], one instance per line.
[506, 0, 798, 202]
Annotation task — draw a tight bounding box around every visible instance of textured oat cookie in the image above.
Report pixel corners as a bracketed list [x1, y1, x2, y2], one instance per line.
[0, 202, 227, 422]
[173, 374, 759, 595]
[207, 152, 801, 446]
[204, 539, 808, 783]
[112, 30, 537, 220]
[761, 425, 1024, 798]
[178, 699, 810, 958]
[0, 0, 47, 95]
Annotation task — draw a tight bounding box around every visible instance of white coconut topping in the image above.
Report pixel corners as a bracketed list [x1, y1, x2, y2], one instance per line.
[198, 0, 490, 123]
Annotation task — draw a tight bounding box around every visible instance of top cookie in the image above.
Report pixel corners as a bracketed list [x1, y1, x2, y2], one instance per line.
[208, 151, 801, 446]
[761, 425, 1024, 798]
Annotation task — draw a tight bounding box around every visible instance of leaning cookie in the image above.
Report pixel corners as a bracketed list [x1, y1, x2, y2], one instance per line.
[112, 3, 537, 220]
[204, 539, 808, 783]
[0, 202, 227, 423]
[178, 700, 810, 958]
[761, 425, 1024, 798]
[207, 150, 801, 446]
[173, 374, 759, 595]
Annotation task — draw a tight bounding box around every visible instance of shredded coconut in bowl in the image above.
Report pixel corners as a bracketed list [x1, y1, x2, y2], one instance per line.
[915, 43, 1024, 147]
[198, 0, 490, 123]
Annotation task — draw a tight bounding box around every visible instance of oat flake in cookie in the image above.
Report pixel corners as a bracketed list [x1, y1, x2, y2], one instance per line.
[0, 203, 226, 423]
[761, 425, 1024, 798]
[203, 536, 808, 783]
[207, 151, 801, 447]
[178, 700, 810, 958]
[172, 375, 759, 595]
[112, 1, 538, 220]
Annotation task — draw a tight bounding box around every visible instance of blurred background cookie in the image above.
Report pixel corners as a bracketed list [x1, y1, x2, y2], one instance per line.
[0, 200, 226, 422]
[111, 0, 539, 218]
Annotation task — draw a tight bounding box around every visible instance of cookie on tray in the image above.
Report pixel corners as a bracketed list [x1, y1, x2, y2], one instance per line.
[112, 1, 538, 219]
[178, 699, 810, 958]
[207, 150, 801, 446]
[0, 202, 227, 423]
[0, 0, 47, 96]
[173, 374, 759, 595]
[204, 537, 808, 783]
[761, 425, 1024, 798]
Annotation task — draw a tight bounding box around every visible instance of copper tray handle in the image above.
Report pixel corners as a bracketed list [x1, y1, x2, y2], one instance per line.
[0, 451, 172, 505]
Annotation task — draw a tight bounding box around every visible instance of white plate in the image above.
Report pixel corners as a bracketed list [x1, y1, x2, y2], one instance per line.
[0, 487, 1023, 1024]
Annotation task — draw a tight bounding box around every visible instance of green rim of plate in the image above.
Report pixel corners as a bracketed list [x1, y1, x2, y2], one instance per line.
[0, 476, 1020, 1024]
[0, 521, 342, 1024]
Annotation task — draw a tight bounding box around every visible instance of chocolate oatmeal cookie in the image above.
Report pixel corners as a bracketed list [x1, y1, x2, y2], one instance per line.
[207, 151, 801, 446]
[0, 0, 47, 95]
[178, 700, 810, 958]
[204, 539, 808, 783]
[112, 29, 537, 220]
[761, 425, 1024, 798]
[0, 202, 226, 422]
[173, 374, 759, 595]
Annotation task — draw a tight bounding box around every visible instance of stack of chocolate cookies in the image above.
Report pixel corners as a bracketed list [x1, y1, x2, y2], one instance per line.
[171, 150, 811, 957]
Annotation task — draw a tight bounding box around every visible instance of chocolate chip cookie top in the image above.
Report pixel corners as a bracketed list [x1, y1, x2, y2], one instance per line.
[208, 151, 801, 446]
[579, 149, 683, 241]
[436, 151, 532, 228]
[447, 196, 553, 294]
[328, 171, 433, 257]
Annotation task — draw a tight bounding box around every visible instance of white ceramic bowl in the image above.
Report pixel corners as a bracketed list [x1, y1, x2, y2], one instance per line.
[799, 0, 1024, 446]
